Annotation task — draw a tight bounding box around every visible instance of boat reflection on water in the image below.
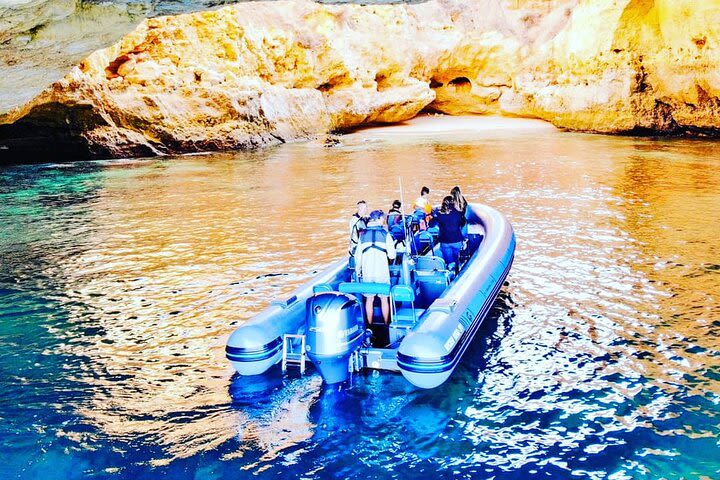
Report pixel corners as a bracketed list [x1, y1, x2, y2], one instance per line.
[223, 288, 516, 474]
[229, 366, 286, 402]
[226, 372, 323, 469]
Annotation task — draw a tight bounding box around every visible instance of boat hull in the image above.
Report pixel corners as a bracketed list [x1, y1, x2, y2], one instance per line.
[226, 203, 515, 389]
[225, 259, 349, 375]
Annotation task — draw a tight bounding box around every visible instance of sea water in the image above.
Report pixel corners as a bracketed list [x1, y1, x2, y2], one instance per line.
[0, 119, 718, 479]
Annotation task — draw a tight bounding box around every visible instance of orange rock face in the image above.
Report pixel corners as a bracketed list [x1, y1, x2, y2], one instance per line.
[1, 0, 719, 160]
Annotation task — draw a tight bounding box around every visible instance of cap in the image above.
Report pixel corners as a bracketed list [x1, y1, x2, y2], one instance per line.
[368, 209, 384, 221]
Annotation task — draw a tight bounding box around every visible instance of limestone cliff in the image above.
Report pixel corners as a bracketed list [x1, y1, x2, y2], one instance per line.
[1, 0, 719, 161]
[0, 0, 240, 117]
[503, 0, 720, 134]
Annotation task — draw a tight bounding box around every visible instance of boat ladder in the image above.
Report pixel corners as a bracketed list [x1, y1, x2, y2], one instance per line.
[281, 334, 307, 374]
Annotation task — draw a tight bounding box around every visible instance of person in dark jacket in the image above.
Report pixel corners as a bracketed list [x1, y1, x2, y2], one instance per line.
[451, 185, 469, 237]
[386, 200, 402, 230]
[435, 195, 466, 272]
[386, 199, 406, 246]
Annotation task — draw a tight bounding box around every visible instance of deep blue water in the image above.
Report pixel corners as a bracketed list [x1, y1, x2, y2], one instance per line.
[0, 124, 718, 479]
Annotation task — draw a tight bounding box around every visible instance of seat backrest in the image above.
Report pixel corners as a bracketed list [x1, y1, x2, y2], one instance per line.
[313, 283, 334, 294]
[416, 255, 446, 271]
[417, 231, 433, 243]
[338, 282, 391, 297]
[391, 284, 415, 303]
[415, 271, 449, 308]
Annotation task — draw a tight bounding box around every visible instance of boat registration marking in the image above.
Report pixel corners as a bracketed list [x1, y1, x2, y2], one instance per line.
[444, 324, 465, 351]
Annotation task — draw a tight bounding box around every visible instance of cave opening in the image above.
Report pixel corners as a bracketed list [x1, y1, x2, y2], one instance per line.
[448, 76, 472, 90]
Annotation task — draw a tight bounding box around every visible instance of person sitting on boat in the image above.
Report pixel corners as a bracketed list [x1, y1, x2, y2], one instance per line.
[414, 186, 431, 214]
[354, 210, 396, 325]
[348, 200, 368, 266]
[412, 186, 433, 231]
[435, 196, 466, 273]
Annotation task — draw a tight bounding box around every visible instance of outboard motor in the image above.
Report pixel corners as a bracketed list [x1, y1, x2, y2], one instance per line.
[305, 292, 364, 384]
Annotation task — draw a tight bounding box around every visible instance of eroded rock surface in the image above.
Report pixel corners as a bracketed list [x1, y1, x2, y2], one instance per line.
[503, 0, 720, 135]
[1, 0, 719, 161]
[0, 0, 244, 117]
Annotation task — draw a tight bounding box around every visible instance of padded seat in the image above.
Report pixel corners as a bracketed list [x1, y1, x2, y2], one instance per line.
[339, 282, 392, 326]
[415, 270, 449, 308]
[409, 230, 436, 255]
[393, 308, 424, 328]
[415, 231, 434, 250]
[338, 282, 391, 297]
[416, 255, 446, 272]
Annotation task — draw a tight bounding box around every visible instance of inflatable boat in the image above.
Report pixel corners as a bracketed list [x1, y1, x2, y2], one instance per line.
[226, 203, 515, 389]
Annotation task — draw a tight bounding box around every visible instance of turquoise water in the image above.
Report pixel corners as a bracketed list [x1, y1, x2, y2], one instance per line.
[1, 123, 719, 479]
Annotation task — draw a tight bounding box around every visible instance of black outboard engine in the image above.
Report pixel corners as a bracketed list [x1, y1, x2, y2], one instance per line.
[305, 292, 364, 384]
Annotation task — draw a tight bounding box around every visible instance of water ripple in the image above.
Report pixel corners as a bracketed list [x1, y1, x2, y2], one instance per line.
[0, 129, 718, 479]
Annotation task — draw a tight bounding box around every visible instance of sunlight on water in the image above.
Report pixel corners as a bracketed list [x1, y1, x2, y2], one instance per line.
[0, 120, 718, 479]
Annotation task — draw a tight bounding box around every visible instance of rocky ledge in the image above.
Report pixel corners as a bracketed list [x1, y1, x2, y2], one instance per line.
[1, 0, 719, 162]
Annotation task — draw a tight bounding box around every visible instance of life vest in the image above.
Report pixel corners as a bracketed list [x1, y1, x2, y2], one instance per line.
[349, 213, 367, 256]
[360, 227, 389, 255]
[387, 209, 405, 241]
[387, 209, 401, 227]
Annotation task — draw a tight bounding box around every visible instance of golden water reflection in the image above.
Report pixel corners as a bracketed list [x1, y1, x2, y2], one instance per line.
[37, 117, 719, 468]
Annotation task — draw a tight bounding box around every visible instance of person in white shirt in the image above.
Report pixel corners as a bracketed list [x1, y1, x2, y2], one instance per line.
[413, 186, 431, 213]
[354, 210, 396, 325]
[413, 186, 431, 230]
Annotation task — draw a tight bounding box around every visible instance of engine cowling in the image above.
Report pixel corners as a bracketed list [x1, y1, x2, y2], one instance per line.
[305, 292, 363, 384]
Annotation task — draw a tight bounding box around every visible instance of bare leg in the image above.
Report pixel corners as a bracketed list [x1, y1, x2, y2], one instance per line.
[365, 295, 375, 324]
[380, 296, 390, 324]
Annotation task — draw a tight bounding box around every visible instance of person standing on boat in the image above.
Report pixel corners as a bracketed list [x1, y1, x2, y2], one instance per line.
[387, 200, 402, 227]
[451, 186, 468, 217]
[354, 210, 396, 325]
[435, 196, 466, 273]
[348, 200, 368, 267]
[386, 200, 404, 240]
[451, 185, 469, 241]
